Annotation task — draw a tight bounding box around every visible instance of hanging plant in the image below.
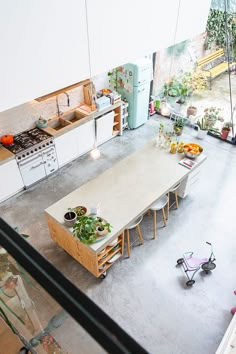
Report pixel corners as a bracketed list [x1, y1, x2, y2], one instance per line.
[205, 9, 233, 49]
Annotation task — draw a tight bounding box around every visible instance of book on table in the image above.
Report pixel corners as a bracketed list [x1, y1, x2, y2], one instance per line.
[179, 158, 197, 169]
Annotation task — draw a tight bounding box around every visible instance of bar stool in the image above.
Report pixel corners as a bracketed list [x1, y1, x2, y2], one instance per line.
[149, 195, 169, 239]
[167, 182, 181, 219]
[125, 215, 144, 258]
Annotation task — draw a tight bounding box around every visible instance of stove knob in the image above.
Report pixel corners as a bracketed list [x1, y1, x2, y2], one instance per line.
[42, 144, 45, 148]
[34, 148, 38, 151]
[26, 152, 29, 155]
[50, 140, 53, 144]
[39, 146, 41, 149]
[22, 154, 25, 158]
[18, 156, 21, 160]
[31, 150, 34, 153]
[46, 142, 49, 146]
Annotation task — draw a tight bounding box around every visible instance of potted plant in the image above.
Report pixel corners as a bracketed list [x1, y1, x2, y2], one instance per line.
[187, 105, 197, 117]
[196, 117, 210, 139]
[73, 215, 98, 244]
[64, 210, 77, 227]
[96, 218, 112, 236]
[73, 206, 87, 217]
[72, 216, 113, 243]
[173, 117, 185, 136]
[221, 121, 233, 140]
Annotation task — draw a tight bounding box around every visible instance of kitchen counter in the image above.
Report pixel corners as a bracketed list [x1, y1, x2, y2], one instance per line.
[45, 140, 206, 276]
[41, 101, 122, 138]
[0, 145, 14, 165]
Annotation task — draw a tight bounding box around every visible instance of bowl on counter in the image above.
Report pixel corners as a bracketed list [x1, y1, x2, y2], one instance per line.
[183, 143, 203, 159]
[35, 118, 48, 129]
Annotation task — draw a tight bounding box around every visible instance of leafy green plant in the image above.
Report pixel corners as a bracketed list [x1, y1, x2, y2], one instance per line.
[73, 216, 112, 244]
[108, 67, 123, 90]
[205, 9, 233, 49]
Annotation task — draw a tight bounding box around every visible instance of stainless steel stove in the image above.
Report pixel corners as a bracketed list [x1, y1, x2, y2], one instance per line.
[3, 128, 59, 187]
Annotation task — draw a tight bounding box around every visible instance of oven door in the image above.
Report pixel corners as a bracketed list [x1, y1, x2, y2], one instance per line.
[18, 154, 46, 187]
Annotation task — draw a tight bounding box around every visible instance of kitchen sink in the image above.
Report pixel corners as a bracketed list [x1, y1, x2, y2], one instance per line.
[47, 118, 71, 131]
[62, 110, 87, 123]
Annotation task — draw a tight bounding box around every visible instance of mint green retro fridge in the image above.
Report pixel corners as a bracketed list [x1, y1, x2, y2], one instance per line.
[116, 58, 152, 129]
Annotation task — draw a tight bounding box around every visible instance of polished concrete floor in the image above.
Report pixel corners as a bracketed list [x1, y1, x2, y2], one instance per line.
[1, 74, 236, 354]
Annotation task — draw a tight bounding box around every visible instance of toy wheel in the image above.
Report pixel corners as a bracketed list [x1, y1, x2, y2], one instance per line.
[177, 258, 184, 265]
[100, 271, 106, 280]
[186, 280, 195, 287]
[201, 262, 216, 273]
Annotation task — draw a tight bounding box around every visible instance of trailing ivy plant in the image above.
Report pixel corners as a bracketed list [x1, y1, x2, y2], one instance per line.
[205, 9, 233, 49]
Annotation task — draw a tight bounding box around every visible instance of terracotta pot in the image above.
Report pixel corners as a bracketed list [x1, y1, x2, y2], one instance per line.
[187, 107, 197, 117]
[221, 128, 230, 140]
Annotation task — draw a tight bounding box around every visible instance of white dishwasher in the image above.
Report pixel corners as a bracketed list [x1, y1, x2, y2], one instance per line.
[95, 111, 114, 146]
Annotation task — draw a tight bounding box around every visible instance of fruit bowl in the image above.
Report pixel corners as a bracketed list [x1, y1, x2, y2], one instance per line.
[183, 143, 203, 159]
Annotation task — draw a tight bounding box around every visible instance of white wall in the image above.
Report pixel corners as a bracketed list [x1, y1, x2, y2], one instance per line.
[0, 0, 90, 112]
[86, 0, 180, 77]
[175, 0, 212, 43]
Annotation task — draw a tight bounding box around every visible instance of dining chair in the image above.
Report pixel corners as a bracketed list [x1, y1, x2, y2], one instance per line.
[167, 182, 181, 219]
[149, 195, 169, 239]
[125, 215, 144, 258]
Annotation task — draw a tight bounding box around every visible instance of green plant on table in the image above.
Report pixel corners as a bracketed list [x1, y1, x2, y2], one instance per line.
[73, 216, 113, 244]
[73, 216, 98, 244]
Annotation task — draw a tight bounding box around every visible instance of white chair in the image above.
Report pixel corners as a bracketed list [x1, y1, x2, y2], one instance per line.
[125, 215, 144, 258]
[167, 182, 181, 219]
[149, 195, 169, 239]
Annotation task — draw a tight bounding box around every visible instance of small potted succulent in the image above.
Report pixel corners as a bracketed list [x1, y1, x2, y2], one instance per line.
[221, 121, 233, 140]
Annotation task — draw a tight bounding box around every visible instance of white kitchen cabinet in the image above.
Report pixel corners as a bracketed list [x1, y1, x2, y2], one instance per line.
[74, 120, 95, 157]
[54, 130, 77, 168]
[177, 166, 202, 198]
[0, 160, 24, 202]
[96, 111, 114, 146]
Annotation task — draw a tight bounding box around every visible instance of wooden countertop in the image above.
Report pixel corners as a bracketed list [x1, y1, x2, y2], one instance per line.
[45, 140, 206, 253]
[41, 101, 122, 138]
[0, 145, 14, 165]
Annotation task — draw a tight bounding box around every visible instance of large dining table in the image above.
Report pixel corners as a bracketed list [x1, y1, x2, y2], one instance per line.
[45, 139, 206, 278]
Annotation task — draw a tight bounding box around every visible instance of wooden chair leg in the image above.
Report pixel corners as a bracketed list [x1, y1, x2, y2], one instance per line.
[153, 210, 156, 239]
[166, 192, 170, 220]
[175, 191, 179, 209]
[126, 229, 131, 258]
[162, 207, 167, 226]
[136, 225, 144, 245]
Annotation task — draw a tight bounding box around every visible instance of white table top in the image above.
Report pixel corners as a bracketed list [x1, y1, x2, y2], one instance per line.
[45, 140, 206, 252]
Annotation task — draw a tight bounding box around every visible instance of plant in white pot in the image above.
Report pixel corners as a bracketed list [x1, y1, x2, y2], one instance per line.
[196, 117, 210, 139]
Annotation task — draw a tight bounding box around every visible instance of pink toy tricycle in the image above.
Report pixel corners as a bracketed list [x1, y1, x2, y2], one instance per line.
[231, 290, 236, 315]
[177, 242, 216, 287]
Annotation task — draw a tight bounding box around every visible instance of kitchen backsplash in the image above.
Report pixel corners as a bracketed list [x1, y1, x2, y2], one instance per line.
[0, 86, 84, 135]
[0, 72, 109, 136]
